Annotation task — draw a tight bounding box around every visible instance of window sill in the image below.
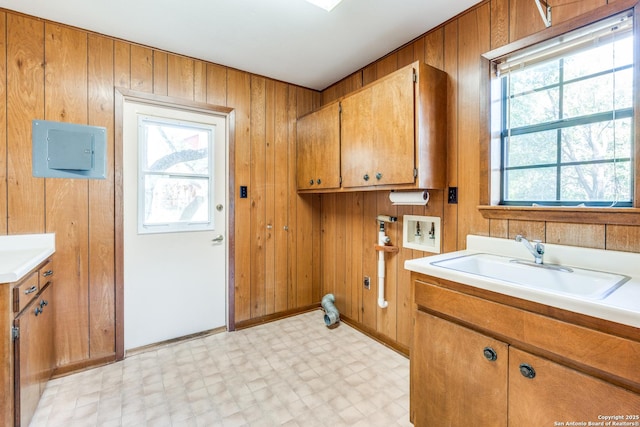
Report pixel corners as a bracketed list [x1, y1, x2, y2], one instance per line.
[478, 205, 640, 226]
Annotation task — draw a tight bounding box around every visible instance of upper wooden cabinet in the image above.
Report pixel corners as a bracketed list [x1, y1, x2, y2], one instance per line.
[296, 101, 341, 190]
[342, 63, 419, 188]
[296, 61, 446, 192]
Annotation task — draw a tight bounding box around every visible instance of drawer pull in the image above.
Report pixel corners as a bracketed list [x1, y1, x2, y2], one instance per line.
[24, 286, 38, 295]
[519, 363, 536, 379]
[43, 270, 54, 277]
[363, 174, 370, 181]
[483, 347, 498, 362]
[39, 299, 49, 308]
[375, 172, 382, 180]
[34, 306, 43, 316]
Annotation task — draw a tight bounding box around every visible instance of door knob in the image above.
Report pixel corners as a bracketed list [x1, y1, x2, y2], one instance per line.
[216, 204, 224, 212]
[212, 235, 224, 243]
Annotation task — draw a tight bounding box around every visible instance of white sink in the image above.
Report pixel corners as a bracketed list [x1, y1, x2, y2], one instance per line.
[431, 253, 629, 300]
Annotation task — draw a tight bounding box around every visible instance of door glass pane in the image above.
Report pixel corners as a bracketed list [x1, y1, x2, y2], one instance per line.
[142, 121, 211, 174]
[143, 175, 210, 225]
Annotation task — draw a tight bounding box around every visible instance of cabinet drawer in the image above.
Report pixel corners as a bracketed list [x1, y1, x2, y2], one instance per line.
[415, 278, 640, 389]
[39, 262, 54, 286]
[13, 271, 39, 314]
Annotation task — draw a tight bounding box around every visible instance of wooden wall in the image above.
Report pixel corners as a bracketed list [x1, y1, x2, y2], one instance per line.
[1, 0, 638, 372]
[0, 10, 321, 371]
[319, 0, 640, 351]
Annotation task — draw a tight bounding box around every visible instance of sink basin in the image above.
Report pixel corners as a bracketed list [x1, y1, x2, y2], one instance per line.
[431, 253, 629, 300]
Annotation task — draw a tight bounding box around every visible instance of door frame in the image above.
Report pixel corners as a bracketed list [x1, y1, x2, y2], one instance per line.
[114, 88, 236, 360]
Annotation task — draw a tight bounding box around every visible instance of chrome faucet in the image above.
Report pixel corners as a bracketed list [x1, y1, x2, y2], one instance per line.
[515, 235, 544, 264]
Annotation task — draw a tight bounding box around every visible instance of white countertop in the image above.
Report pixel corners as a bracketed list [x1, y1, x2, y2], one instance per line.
[0, 233, 55, 283]
[405, 235, 640, 329]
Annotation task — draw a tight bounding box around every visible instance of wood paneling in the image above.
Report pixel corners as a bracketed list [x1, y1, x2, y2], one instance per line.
[457, 4, 491, 247]
[273, 82, 290, 313]
[206, 63, 227, 106]
[0, 7, 321, 374]
[2, 0, 639, 374]
[114, 41, 130, 89]
[491, 0, 509, 49]
[87, 34, 116, 358]
[509, 0, 546, 41]
[7, 14, 45, 235]
[425, 28, 444, 70]
[507, 219, 545, 241]
[317, 0, 640, 350]
[606, 225, 640, 252]
[443, 20, 459, 253]
[153, 51, 168, 96]
[130, 45, 153, 93]
[194, 60, 207, 103]
[228, 69, 252, 323]
[0, 12, 6, 235]
[551, 0, 607, 25]
[45, 23, 90, 365]
[250, 76, 267, 317]
[167, 55, 194, 100]
[546, 223, 606, 249]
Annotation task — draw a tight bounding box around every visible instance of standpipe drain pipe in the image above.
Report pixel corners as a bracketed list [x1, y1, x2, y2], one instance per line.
[321, 293, 340, 326]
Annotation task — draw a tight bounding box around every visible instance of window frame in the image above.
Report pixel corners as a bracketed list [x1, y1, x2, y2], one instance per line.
[499, 43, 634, 206]
[480, 0, 640, 223]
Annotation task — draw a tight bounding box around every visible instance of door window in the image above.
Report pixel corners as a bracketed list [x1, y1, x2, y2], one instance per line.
[137, 116, 216, 233]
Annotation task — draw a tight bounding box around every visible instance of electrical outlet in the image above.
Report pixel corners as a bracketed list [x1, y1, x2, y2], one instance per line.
[448, 187, 458, 204]
[363, 276, 370, 289]
[240, 186, 248, 199]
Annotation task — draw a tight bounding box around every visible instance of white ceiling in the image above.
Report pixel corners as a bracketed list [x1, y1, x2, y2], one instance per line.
[0, 0, 479, 90]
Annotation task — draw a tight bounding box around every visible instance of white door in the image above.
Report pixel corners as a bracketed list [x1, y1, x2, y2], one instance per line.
[122, 100, 228, 351]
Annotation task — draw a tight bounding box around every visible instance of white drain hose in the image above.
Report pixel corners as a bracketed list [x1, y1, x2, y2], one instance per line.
[378, 231, 389, 308]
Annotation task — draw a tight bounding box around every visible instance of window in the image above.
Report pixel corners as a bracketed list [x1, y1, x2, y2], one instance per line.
[138, 116, 215, 234]
[495, 11, 634, 207]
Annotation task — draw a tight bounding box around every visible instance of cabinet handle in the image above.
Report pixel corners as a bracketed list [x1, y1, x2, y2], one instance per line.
[24, 286, 38, 295]
[34, 306, 43, 316]
[519, 363, 536, 379]
[316, 178, 322, 185]
[483, 347, 498, 362]
[39, 299, 49, 308]
[43, 270, 54, 277]
[363, 174, 370, 181]
[375, 172, 382, 180]
[309, 179, 314, 186]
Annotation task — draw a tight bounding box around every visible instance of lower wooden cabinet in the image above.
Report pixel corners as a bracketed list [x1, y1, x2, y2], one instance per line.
[412, 311, 507, 426]
[1, 258, 55, 427]
[509, 348, 640, 425]
[14, 283, 55, 426]
[411, 274, 640, 427]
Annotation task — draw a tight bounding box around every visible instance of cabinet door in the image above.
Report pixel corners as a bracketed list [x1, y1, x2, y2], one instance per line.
[14, 284, 53, 427]
[342, 66, 416, 188]
[14, 295, 43, 426]
[412, 311, 508, 427]
[36, 285, 54, 390]
[296, 111, 315, 190]
[296, 102, 340, 190]
[371, 66, 415, 186]
[509, 347, 640, 425]
[341, 86, 374, 187]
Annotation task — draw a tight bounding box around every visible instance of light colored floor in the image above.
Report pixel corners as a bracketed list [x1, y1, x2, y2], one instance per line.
[30, 310, 411, 427]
